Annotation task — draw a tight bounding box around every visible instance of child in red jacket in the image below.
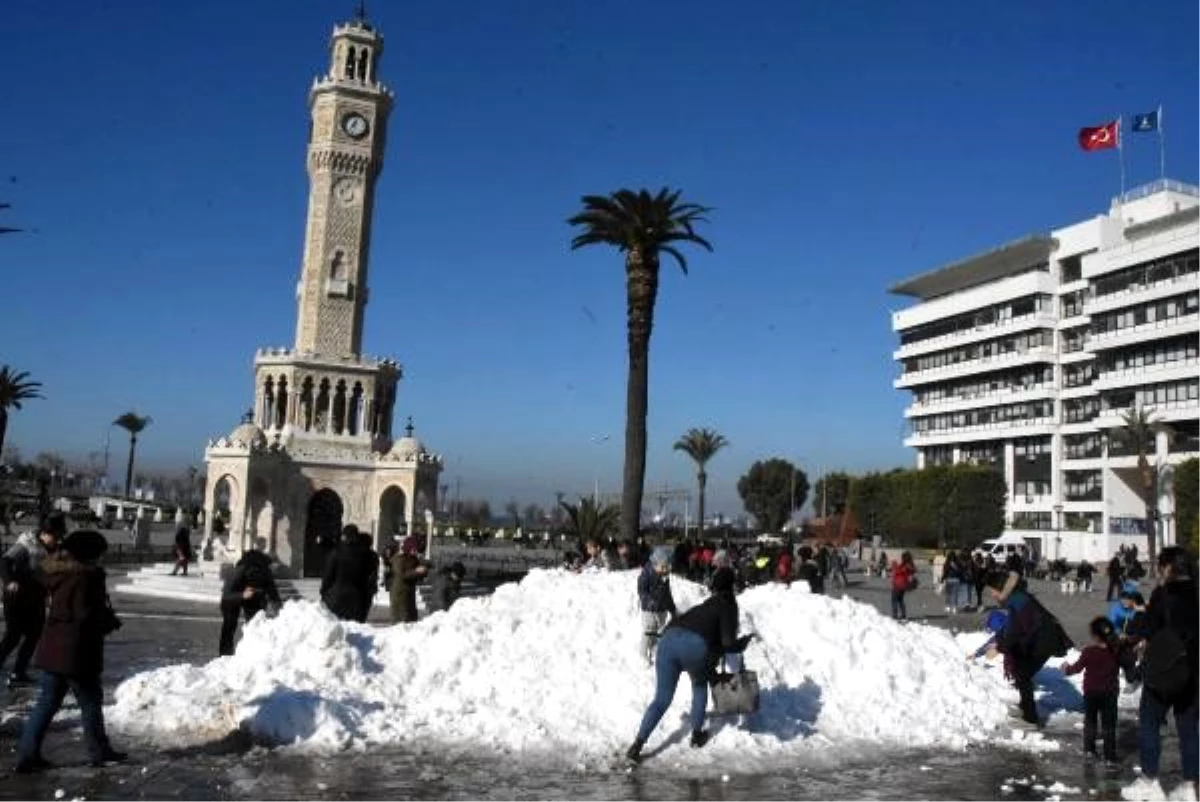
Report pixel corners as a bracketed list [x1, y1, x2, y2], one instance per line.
[1062, 616, 1120, 764]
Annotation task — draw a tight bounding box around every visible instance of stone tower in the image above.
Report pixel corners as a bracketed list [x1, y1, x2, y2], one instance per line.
[202, 13, 441, 578]
[294, 18, 390, 358]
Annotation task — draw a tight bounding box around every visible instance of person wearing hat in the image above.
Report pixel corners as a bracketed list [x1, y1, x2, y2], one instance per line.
[428, 561, 467, 614]
[637, 547, 677, 665]
[388, 536, 428, 623]
[625, 568, 752, 764]
[14, 529, 127, 773]
[0, 512, 66, 687]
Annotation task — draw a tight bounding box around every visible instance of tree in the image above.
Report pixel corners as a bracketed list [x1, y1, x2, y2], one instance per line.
[504, 499, 521, 529]
[737, 458, 808, 534]
[673, 427, 728, 540]
[812, 471, 852, 517]
[568, 188, 712, 543]
[1174, 457, 1198, 554]
[522, 503, 544, 531]
[0, 366, 42, 460]
[113, 412, 152, 500]
[559, 496, 620, 542]
[1110, 406, 1170, 576]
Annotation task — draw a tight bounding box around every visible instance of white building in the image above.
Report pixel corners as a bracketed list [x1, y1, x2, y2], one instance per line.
[891, 179, 1199, 562]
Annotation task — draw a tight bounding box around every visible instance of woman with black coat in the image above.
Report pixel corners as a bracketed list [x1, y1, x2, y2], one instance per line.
[218, 549, 283, 656]
[320, 528, 379, 623]
[625, 569, 752, 763]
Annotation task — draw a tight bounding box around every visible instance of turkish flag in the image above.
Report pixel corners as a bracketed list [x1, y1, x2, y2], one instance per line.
[1078, 121, 1119, 151]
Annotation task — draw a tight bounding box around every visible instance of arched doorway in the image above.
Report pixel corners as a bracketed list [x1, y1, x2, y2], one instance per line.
[378, 485, 407, 548]
[304, 488, 343, 577]
[211, 476, 236, 536]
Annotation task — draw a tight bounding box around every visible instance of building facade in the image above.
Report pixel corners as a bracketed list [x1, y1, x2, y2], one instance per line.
[202, 14, 442, 576]
[891, 180, 1199, 561]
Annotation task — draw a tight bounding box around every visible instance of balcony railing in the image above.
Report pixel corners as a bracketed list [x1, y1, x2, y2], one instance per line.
[1065, 488, 1102, 502]
[1096, 357, 1199, 384]
[898, 346, 1054, 383]
[909, 382, 1055, 411]
[1090, 312, 1200, 345]
[897, 311, 1053, 354]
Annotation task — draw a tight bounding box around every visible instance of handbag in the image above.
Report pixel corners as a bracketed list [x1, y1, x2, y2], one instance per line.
[710, 657, 760, 715]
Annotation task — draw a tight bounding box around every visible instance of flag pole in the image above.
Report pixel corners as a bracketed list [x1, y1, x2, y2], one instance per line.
[1117, 115, 1126, 200]
[1158, 103, 1166, 180]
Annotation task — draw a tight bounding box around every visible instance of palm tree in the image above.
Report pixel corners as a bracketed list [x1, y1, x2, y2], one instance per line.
[0, 366, 42, 460]
[673, 427, 729, 541]
[113, 412, 152, 499]
[1109, 405, 1170, 576]
[559, 496, 621, 543]
[568, 188, 713, 543]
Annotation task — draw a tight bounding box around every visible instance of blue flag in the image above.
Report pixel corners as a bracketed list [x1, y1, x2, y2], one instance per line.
[1132, 110, 1159, 133]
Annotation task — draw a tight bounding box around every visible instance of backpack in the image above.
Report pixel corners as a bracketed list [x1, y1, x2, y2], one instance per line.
[1142, 598, 1191, 698]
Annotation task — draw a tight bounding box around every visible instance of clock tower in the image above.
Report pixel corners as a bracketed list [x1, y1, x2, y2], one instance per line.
[294, 16, 392, 358]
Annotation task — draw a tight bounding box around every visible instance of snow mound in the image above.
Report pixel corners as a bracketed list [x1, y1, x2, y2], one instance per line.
[108, 569, 1052, 766]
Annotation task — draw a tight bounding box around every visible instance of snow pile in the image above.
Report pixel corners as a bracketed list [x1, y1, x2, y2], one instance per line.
[109, 569, 1055, 766]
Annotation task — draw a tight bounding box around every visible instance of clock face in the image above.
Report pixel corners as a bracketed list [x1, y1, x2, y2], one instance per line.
[342, 112, 369, 139]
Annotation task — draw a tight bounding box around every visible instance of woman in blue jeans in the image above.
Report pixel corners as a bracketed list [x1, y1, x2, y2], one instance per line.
[1125, 547, 1198, 801]
[625, 568, 751, 763]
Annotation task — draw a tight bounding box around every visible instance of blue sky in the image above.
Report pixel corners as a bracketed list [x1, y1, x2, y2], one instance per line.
[1, 0, 1197, 518]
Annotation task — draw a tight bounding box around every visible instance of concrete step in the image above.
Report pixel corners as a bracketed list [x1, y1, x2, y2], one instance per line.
[114, 563, 490, 610]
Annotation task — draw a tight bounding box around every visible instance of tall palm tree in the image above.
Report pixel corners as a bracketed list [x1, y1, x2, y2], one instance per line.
[568, 188, 712, 543]
[673, 427, 728, 541]
[113, 412, 152, 499]
[0, 366, 42, 459]
[1110, 405, 1170, 576]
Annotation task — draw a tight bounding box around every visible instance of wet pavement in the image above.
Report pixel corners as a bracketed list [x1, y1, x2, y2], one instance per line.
[0, 568, 1191, 800]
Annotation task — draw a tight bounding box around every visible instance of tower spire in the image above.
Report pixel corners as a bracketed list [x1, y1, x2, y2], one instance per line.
[355, 0, 367, 23]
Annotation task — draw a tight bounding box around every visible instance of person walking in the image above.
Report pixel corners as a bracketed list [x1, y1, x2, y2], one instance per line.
[428, 561, 467, 614]
[1123, 547, 1198, 802]
[218, 549, 282, 656]
[389, 536, 428, 623]
[1106, 554, 1125, 602]
[624, 570, 752, 763]
[637, 547, 677, 665]
[169, 526, 193, 576]
[13, 529, 127, 773]
[1061, 617, 1121, 765]
[320, 525, 379, 623]
[0, 513, 65, 686]
[890, 551, 916, 621]
[942, 551, 963, 615]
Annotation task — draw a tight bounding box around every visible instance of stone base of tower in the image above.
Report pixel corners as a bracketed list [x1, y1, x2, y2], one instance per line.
[202, 424, 440, 577]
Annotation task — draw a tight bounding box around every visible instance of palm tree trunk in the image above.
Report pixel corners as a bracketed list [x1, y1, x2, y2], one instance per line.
[622, 249, 657, 544]
[696, 469, 707, 543]
[0, 409, 7, 462]
[1141, 459, 1158, 578]
[124, 433, 138, 499]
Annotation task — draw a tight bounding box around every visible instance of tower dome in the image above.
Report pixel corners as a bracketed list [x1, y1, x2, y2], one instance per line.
[227, 422, 267, 450]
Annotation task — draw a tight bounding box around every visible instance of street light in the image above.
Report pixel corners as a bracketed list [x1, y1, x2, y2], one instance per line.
[1053, 503, 1064, 561]
[590, 435, 610, 506]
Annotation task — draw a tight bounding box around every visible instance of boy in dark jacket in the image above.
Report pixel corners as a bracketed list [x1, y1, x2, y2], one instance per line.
[428, 562, 466, 613]
[637, 547, 676, 664]
[218, 549, 282, 656]
[987, 570, 1072, 725]
[1062, 617, 1120, 763]
[14, 529, 126, 773]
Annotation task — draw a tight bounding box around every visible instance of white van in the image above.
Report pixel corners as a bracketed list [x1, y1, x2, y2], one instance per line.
[973, 533, 1030, 562]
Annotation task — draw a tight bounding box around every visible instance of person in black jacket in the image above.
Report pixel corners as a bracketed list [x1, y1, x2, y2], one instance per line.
[637, 547, 677, 664]
[1127, 547, 1198, 800]
[428, 561, 466, 613]
[320, 526, 380, 623]
[218, 550, 283, 656]
[0, 513, 65, 686]
[625, 570, 751, 763]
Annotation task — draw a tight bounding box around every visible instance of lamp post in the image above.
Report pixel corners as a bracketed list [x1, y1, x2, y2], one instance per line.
[590, 434, 610, 506]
